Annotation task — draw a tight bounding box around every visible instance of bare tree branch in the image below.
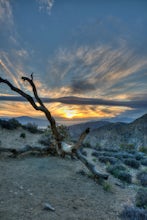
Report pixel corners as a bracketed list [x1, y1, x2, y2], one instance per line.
[0, 75, 109, 180]
[0, 77, 43, 111]
[0, 76, 63, 149]
[76, 150, 109, 180]
[21, 76, 45, 107]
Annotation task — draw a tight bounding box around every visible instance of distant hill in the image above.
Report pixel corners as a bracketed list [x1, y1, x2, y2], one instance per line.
[0, 116, 50, 128]
[81, 113, 147, 149]
[68, 120, 111, 139]
[7, 116, 49, 128]
[68, 113, 147, 149]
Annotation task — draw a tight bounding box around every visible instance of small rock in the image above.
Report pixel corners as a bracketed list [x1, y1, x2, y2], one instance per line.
[19, 186, 24, 190]
[43, 202, 55, 211]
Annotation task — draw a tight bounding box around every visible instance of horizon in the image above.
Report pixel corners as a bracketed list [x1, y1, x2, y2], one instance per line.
[0, 1, 147, 122]
[0, 112, 146, 127]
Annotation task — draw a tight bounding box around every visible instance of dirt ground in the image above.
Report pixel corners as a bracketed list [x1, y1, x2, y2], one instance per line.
[0, 128, 136, 220]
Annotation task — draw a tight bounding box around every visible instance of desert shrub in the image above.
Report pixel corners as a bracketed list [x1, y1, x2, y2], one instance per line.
[23, 123, 39, 133]
[80, 148, 87, 156]
[120, 205, 147, 220]
[45, 125, 71, 142]
[139, 146, 147, 154]
[39, 134, 52, 146]
[120, 143, 136, 152]
[135, 152, 145, 160]
[91, 151, 100, 157]
[20, 133, 26, 138]
[76, 170, 86, 176]
[136, 188, 147, 209]
[0, 118, 21, 130]
[83, 142, 91, 148]
[137, 170, 147, 187]
[57, 124, 71, 141]
[141, 159, 147, 166]
[123, 159, 140, 169]
[103, 148, 119, 152]
[114, 152, 134, 160]
[102, 182, 113, 192]
[117, 171, 132, 183]
[98, 156, 118, 165]
[102, 152, 114, 157]
[106, 164, 132, 183]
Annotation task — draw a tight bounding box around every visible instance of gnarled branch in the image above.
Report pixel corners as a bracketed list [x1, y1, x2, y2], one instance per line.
[0, 75, 63, 149]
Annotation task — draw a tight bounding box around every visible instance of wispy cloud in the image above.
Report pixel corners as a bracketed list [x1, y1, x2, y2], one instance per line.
[47, 43, 147, 101]
[0, 0, 13, 28]
[0, 59, 20, 88]
[36, 0, 54, 14]
[0, 95, 146, 109]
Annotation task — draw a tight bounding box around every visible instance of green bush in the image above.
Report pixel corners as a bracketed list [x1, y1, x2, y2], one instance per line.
[83, 142, 91, 148]
[102, 182, 113, 192]
[98, 156, 118, 165]
[91, 151, 100, 157]
[106, 164, 132, 183]
[120, 143, 135, 151]
[114, 152, 134, 160]
[139, 146, 147, 154]
[137, 170, 147, 187]
[135, 152, 144, 160]
[123, 158, 140, 169]
[20, 133, 26, 138]
[136, 188, 147, 209]
[120, 205, 147, 220]
[0, 118, 21, 130]
[141, 159, 147, 166]
[23, 123, 39, 133]
[44, 124, 71, 142]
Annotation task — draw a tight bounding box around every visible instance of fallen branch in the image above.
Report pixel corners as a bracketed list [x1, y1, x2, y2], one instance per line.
[76, 149, 109, 180]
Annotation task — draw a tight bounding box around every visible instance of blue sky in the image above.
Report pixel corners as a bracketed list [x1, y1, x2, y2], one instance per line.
[0, 0, 147, 124]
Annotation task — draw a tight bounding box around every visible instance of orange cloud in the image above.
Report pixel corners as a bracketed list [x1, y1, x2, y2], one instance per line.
[0, 100, 131, 121]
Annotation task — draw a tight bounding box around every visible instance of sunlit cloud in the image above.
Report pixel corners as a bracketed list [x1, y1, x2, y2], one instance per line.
[47, 43, 147, 101]
[0, 59, 20, 88]
[46, 102, 131, 121]
[0, 101, 44, 118]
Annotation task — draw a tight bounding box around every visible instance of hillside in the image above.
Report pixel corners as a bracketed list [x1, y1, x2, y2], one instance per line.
[68, 120, 110, 140]
[0, 126, 137, 220]
[69, 114, 147, 150]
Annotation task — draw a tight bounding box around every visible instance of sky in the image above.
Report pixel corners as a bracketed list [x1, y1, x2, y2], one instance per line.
[0, 0, 147, 125]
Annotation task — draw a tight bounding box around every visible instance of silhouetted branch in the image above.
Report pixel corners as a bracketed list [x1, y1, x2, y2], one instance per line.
[0, 75, 62, 149]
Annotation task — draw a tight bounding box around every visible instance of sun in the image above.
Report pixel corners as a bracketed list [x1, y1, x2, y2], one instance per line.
[64, 110, 76, 119]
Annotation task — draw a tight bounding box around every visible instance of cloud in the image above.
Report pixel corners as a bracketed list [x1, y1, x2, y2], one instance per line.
[0, 0, 13, 28]
[47, 44, 147, 100]
[0, 95, 146, 110]
[0, 59, 20, 88]
[71, 79, 96, 93]
[36, 0, 54, 14]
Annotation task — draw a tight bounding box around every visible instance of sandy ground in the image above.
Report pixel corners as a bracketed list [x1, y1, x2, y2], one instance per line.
[0, 128, 136, 220]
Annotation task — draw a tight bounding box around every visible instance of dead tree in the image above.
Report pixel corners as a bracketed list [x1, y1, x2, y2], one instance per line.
[0, 75, 63, 153]
[0, 75, 108, 180]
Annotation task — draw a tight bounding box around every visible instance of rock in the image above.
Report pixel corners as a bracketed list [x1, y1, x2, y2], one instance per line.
[43, 202, 55, 211]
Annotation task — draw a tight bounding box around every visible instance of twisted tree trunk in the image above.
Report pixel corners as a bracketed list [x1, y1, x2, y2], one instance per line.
[0, 74, 109, 180]
[0, 74, 63, 152]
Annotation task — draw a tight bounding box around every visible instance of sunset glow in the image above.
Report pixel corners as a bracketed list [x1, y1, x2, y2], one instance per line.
[0, 1, 147, 124]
